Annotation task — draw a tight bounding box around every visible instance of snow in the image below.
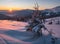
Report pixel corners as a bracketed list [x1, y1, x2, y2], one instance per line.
[0, 20, 28, 30]
[0, 17, 60, 44]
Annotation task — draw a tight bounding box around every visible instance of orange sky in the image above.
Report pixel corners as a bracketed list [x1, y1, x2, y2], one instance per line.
[0, 6, 23, 10]
[0, 6, 46, 10]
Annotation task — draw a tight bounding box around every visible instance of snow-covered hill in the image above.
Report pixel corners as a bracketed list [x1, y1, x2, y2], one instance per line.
[0, 17, 60, 44]
[43, 6, 60, 13]
[52, 6, 60, 12]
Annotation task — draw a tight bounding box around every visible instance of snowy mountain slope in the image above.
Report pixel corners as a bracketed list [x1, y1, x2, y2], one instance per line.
[52, 6, 60, 12]
[0, 18, 60, 44]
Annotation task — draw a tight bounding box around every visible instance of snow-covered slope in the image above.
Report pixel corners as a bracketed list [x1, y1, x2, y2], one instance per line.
[0, 18, 60, 44]
[0, 20, 28, 30]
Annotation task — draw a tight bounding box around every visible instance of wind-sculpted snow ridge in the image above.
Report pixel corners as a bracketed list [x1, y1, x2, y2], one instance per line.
[0, 19, 60, 44]
[0, 36, 7, 44]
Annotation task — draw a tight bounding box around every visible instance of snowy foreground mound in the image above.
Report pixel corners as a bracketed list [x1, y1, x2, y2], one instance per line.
[0, 19, 60, 44]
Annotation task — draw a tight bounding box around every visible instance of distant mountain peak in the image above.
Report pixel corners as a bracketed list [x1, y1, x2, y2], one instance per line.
[51, 6, 60, 12]
[54, 6, 60, 8]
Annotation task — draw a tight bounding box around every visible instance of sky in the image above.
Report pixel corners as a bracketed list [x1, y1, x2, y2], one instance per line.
[0, 0, 60, 10]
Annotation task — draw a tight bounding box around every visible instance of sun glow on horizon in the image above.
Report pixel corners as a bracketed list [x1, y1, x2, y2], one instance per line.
[0, 5, 47, 10]
[0, 6, 23, 10]
[9, 8, 13, 12]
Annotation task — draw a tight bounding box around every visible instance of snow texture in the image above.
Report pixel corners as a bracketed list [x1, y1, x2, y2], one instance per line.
[0, 17, 60, 44]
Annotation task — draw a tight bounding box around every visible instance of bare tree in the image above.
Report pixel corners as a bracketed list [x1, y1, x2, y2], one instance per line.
[32, 0, 39, 19]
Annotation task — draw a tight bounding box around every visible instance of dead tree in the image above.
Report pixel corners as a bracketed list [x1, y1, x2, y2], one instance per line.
[32, 0, 39, 19]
